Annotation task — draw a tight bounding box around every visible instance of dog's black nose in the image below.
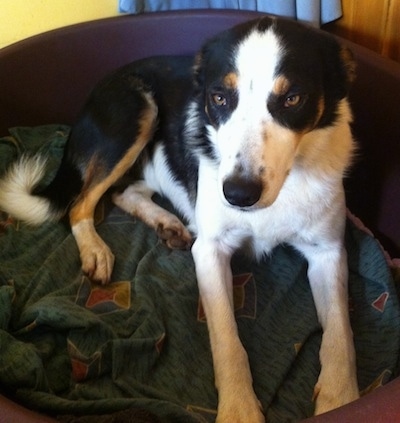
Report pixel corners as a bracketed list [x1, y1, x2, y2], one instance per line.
[223, 177, 262, 207]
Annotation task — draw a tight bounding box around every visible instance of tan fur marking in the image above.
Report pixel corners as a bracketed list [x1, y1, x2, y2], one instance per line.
[316, 97, 325, 125]
[81, 155, 105, 192]
[223, 72, 238, 89]
[307, 96, 326, 130]
[296, 104, 355, 176]
[255, 123, 301, 206]
[272, 75, 290, 96]
[70, 93, 157, 225]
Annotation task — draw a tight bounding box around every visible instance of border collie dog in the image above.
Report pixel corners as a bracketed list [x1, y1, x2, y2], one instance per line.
[0, 16, 358, 422]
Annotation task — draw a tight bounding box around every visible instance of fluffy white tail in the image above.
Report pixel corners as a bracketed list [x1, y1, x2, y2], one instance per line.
[0, 155, 58, 225]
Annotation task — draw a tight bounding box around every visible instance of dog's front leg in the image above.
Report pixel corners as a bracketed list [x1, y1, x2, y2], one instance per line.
[192, 237, 265, 423]
[304, 244, 359, 414]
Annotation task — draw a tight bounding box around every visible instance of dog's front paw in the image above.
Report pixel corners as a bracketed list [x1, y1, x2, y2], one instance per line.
[156, 216, 192, 250]
[313, 375, 359, 415]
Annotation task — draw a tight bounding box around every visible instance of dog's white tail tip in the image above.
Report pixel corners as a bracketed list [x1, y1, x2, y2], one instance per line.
[0, 155, 55, 225]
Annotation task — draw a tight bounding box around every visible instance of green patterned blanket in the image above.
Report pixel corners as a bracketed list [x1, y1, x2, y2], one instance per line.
[0, 126, 399, 422]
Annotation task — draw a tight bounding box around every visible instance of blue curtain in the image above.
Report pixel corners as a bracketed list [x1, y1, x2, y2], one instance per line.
[118, 0, 342, 27]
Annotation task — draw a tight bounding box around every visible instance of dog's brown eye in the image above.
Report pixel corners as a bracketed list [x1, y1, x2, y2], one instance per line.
[284, 94, 301, 108]
[211, 93, 227, 106]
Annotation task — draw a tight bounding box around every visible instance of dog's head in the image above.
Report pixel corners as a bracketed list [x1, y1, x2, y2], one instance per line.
[193, 16, 356, 209]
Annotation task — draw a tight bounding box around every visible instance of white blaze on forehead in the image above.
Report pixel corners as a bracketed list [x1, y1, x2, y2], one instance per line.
[234, 26, 285, 102]
[210, 27, 285, 156]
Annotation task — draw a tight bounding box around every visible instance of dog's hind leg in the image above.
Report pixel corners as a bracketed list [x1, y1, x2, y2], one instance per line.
[70, 92, 158, 284]
[112, 181, 192, 249]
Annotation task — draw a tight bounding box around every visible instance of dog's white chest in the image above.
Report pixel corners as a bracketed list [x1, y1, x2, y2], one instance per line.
[194, 158, 345, 257]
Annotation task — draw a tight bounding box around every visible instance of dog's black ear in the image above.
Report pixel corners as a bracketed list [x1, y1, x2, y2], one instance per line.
[339, 45, 357, 88]
[192, 51, 205, 89]
[322, 40, 357, 100]
[192, 33, 227, 89]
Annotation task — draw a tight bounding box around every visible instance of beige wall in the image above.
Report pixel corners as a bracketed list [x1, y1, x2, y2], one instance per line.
[0, 0, 120, 49]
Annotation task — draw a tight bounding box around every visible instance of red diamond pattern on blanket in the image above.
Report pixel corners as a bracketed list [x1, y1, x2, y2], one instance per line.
[372, 292, 389, 312]
[0, 212, 17, 234]
[155, 333, 166, 355]
[197, 273, 257, 322]
[75, 277, 131, 314]
[68, 340, 102, 382]
[294, 342, 303, 355]
[360, 369, 392, 396]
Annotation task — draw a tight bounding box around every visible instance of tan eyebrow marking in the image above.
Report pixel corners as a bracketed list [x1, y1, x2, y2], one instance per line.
[223, 72, 238, 89]
[272, 75, 290, 96]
